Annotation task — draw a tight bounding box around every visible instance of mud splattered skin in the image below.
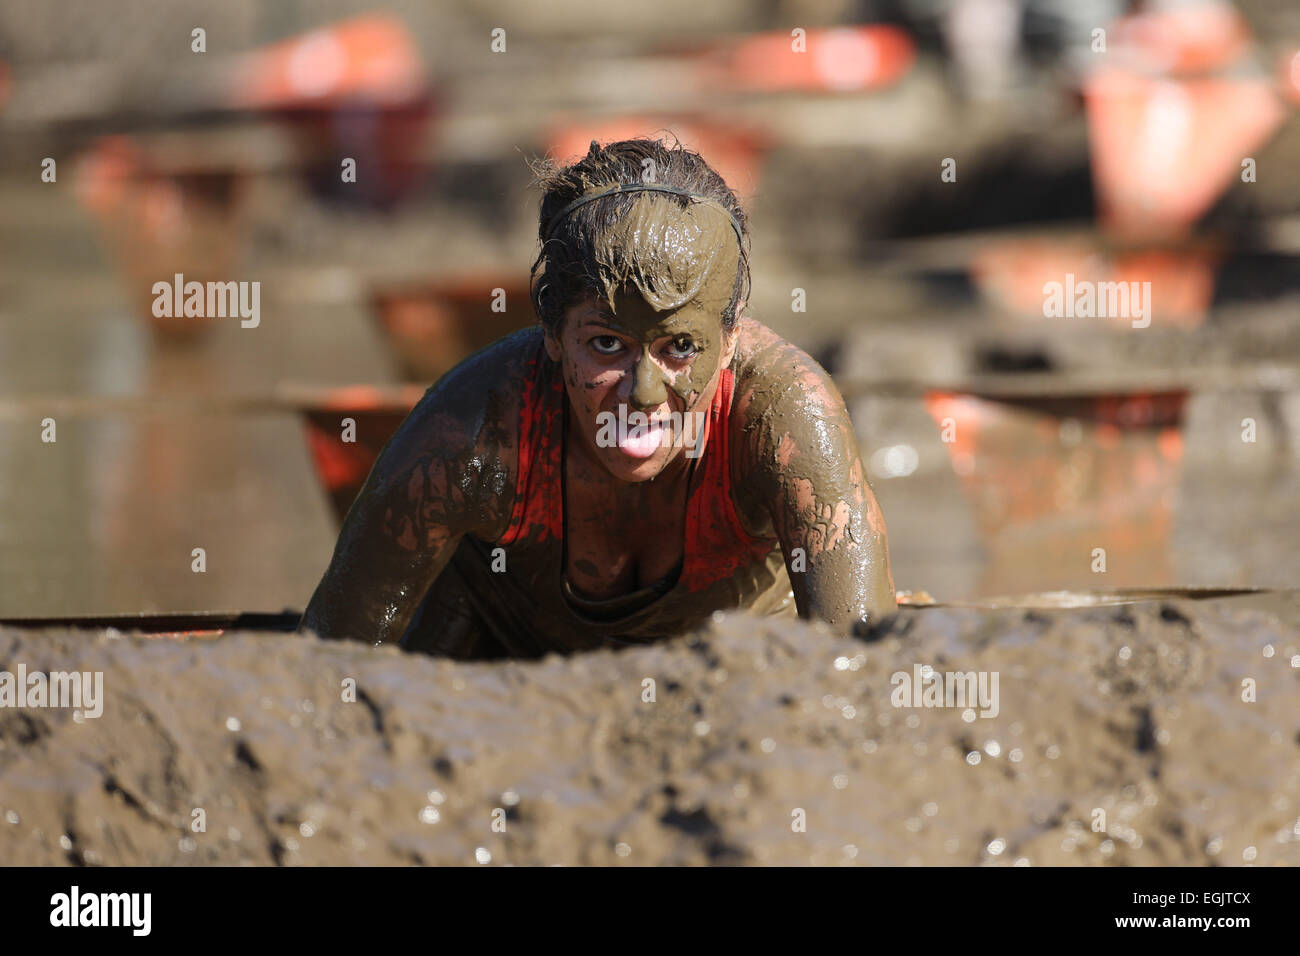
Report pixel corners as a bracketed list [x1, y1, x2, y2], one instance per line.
[730, 319, 896, 627]
[302, 312, 894, 655]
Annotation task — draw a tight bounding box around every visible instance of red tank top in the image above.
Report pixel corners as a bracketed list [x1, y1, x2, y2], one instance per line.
[496, 346, 778, 593]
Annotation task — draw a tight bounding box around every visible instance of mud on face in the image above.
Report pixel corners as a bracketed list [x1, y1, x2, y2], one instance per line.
[544, 193, 741, 483]
[529, 137, 751, 337]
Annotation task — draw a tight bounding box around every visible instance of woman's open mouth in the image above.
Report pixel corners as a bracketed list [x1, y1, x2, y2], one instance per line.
[616, 420, 669, 459]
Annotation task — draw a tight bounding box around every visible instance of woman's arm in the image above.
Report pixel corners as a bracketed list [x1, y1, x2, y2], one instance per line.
[300, 369, 515, 646]
[736, 337, 895, 630]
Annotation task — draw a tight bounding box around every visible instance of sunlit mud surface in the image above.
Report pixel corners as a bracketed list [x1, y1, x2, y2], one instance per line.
[3, 591, 1297, 865]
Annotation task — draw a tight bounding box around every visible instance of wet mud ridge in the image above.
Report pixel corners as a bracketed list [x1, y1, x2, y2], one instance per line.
[2, 593, 1298, 865]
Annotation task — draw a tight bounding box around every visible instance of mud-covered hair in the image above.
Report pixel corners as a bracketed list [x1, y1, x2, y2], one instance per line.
[528, 136, 751, 334]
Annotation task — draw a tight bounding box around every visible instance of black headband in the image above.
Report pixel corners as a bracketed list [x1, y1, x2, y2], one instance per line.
[542, 183, 745, 249]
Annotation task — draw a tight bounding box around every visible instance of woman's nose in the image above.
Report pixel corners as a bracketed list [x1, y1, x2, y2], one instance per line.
[627, 350, 669, 410]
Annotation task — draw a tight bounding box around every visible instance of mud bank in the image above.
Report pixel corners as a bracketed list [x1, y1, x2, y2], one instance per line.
[2, 592, 1298, 866]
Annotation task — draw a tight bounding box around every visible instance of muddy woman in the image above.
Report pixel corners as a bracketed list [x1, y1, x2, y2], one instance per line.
[301, 138, 895, 657]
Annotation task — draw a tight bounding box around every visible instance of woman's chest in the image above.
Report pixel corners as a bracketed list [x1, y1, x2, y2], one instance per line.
[562, 471, 690, 598]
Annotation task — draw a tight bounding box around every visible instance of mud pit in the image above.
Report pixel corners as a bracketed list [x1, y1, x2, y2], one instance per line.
[2, 592, 1298, 866]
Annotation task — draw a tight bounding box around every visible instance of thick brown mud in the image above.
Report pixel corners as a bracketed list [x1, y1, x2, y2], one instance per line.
[3, 591, 1297, 865]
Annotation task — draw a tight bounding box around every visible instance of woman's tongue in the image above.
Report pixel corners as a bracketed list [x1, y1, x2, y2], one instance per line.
[618, 420, 665, 459]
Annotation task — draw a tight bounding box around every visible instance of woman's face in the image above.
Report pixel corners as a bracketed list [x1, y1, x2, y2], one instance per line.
[546, 284, 739, 484]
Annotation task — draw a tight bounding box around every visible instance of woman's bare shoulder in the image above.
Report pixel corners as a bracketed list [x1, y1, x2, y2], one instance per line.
[731, 316, 843, 426]
[728, 317, 854, 534]
[365, 327, 542, 531]
[419, 326, 543, 425]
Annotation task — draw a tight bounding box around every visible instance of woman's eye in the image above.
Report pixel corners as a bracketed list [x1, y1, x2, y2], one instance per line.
[666, 337, 697, 359]
[590, 336, 623, 355]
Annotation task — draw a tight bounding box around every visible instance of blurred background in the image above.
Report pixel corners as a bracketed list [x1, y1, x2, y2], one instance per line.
[1, 0, 1298, 621]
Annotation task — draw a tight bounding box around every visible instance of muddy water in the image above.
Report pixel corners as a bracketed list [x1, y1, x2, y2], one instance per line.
[2, 590, 1296, 865]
